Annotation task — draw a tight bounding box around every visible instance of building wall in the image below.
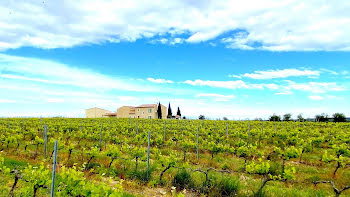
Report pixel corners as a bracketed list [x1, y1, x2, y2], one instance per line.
[135, 107, 156, 119]
[117, 106, 134, 118]
[134, 104, 167, 119]
[114, 104, 168, 119]
[160, 104, 167, 119]
[85, 107, 111, 118]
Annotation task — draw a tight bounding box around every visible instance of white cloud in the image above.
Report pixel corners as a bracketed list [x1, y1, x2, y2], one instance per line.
[147, 77, 174, 84]
[187, 30, 223, 43]
[228, 74, 242, 79]
[46, 98, 65, 103]
[320, 68, 339, 75]
[170, 38, 185, 45]
[0, 110, 84, 118]
[184, 79, 279, 90]
[196, 93, 235, 98]
[184, 79, 248, 89]
[309, 95, 324, 100]
[196, 93, 235, 102]
[285, 80, 346, 93]
[236, 68, 320, 79]
[117, 96, 140, 102]
[0, 53, 157, 92]
[221, 32, 254, 50]
[0, 99, 16, 103]
[341, 71, 349, 75]
[274, 91, 293, 95]
[1, 0, 350, 51]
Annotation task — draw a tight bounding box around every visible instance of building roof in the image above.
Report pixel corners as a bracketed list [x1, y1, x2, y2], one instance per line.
[86, 107, 111, 111]
[136, 104, 158, 108]
[119, 106, 135, 109]
[104, 112, 117, 116]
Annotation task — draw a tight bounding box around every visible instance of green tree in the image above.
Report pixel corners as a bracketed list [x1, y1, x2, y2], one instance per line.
[297, 114, 305, 122]
[333, 113, 346, 122]
[315, 113, 329, 122]
[269, 114, 281, 122]
[283, 113, 292, 121]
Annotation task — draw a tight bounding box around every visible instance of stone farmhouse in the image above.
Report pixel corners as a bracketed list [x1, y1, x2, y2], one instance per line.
[85, 103, 167, 119]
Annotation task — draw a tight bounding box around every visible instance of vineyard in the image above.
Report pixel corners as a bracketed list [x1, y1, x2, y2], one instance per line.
[0, 118, 349, 197]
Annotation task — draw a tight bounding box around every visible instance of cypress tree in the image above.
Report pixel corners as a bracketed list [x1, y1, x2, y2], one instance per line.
[167, 102, 172, 118]
[157, 102, 162, 119]
[177, 107, 181, 117]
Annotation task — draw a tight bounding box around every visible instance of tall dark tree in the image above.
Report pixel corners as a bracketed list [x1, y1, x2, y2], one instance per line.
[167, 102, 172, 118]
[157, 102, 162, 119]
[177, 107, 181, 117]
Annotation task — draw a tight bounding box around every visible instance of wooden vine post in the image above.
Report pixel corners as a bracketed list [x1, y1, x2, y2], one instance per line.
[197, 126, 199, 162]
[259, 121, 263, 147]
[248, 121, 251, 146]
[51, 140, 58, 197]
[163, 121, 166, 141]
[44, 125, 48, 158]
[226, 121, 229, 139]
[136, 121, 139, 134]
[147, 131, 151, 175]
[99, 122, 103, 151]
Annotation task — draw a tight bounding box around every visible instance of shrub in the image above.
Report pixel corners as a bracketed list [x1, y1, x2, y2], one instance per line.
[285, 146, 302, 159]
[312, 137, 323, 148]
[283, 167, 296, 180]
[219, 176, 240, 196]
[246, 159, 270, 175]
[268, 162, 281, 176]
[206, 174, 240, 197]
[129, 168, 153, 183]
[172, 169, 192, 189]
[236, 146, 249, 158]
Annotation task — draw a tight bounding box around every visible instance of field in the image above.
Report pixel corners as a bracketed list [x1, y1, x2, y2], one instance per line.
[0, 118, 349, 197]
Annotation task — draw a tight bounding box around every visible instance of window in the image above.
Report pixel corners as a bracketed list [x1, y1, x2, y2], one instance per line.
[148, 116, 152, 119]
[148, 108, 152, 113]
[138, 109, 140, 112]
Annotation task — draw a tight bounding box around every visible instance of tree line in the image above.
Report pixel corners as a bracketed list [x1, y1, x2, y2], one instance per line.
[197, 113, 348, 122]
[269, 113, 347, 122]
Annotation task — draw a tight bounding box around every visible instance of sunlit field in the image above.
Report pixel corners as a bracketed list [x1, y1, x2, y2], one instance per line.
[1, 118, 349, 196]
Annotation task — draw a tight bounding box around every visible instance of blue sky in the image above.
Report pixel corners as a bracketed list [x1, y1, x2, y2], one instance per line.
[0, 0, 350, 119]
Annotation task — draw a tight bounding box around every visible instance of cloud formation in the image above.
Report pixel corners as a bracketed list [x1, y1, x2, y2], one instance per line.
[0, 54, 156, 92]
[184, 79, 279, 90]
[147, 77, 174, 84]
[309, 95, 323, 100]
[285, 80, 346, 94]
[1, 0, 350, 51]
[196, 93, 235, 102]
[231, 68, 320, 79]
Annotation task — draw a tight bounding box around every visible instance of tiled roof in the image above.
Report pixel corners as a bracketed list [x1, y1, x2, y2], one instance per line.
[120, 106, 135, 108]
[136, 104, 158, 108]
[86, 107, 110, 111]
[104, 112, 117, 116]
